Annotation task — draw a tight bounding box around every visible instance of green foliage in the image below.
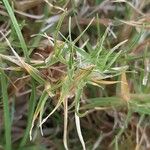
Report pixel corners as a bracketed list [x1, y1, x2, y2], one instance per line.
[0, 0, 149, 149]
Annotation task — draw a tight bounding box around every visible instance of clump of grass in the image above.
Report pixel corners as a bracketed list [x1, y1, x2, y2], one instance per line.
[0, 0, 150, 150]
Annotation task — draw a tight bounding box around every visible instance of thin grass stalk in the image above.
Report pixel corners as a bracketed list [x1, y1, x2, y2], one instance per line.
[19, 79, 36, 147]
[0, 70, 12, 150]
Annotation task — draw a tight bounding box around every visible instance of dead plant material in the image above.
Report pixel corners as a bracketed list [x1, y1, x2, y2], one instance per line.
[14, 0, 43, 11]
[121, 72, 130, 102]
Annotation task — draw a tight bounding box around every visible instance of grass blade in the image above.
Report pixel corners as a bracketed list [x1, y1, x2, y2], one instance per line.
[2, 0, 29, 61]
[63, 98, 69, 150]
[75, 110, 86, 150]
[30, 90, 49, 140]
[0, 70, 12, 150]
[19, 79, 36, 147]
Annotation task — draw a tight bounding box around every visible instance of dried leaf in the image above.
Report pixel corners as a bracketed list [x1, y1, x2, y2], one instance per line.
[121, 72, 130, 101]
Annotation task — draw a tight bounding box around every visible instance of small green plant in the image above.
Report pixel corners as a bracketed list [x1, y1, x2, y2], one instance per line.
[0, 0, 149, 150]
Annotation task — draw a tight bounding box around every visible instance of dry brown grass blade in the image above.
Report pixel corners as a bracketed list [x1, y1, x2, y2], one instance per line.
[44, 0, 65, 12]
[113, 0, 145, 15]
[121, 72, 130, 102]
[119, 19, 150, 30]
[91, 79, 120, 85]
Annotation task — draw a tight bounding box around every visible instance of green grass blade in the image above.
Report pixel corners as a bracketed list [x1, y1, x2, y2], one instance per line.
[73, 17, 95, 44]
[54, 10, 67, 54]
[2, 0, 29, 61]
[105, 50, 122, 70]
[81, 97, 124, 110]
[19, 79, 36, 147]
[30, 90, 49, 140]
[103, 39, 128, 70]
[59, 32, 91, 60]
[0, 70, 12, 150]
